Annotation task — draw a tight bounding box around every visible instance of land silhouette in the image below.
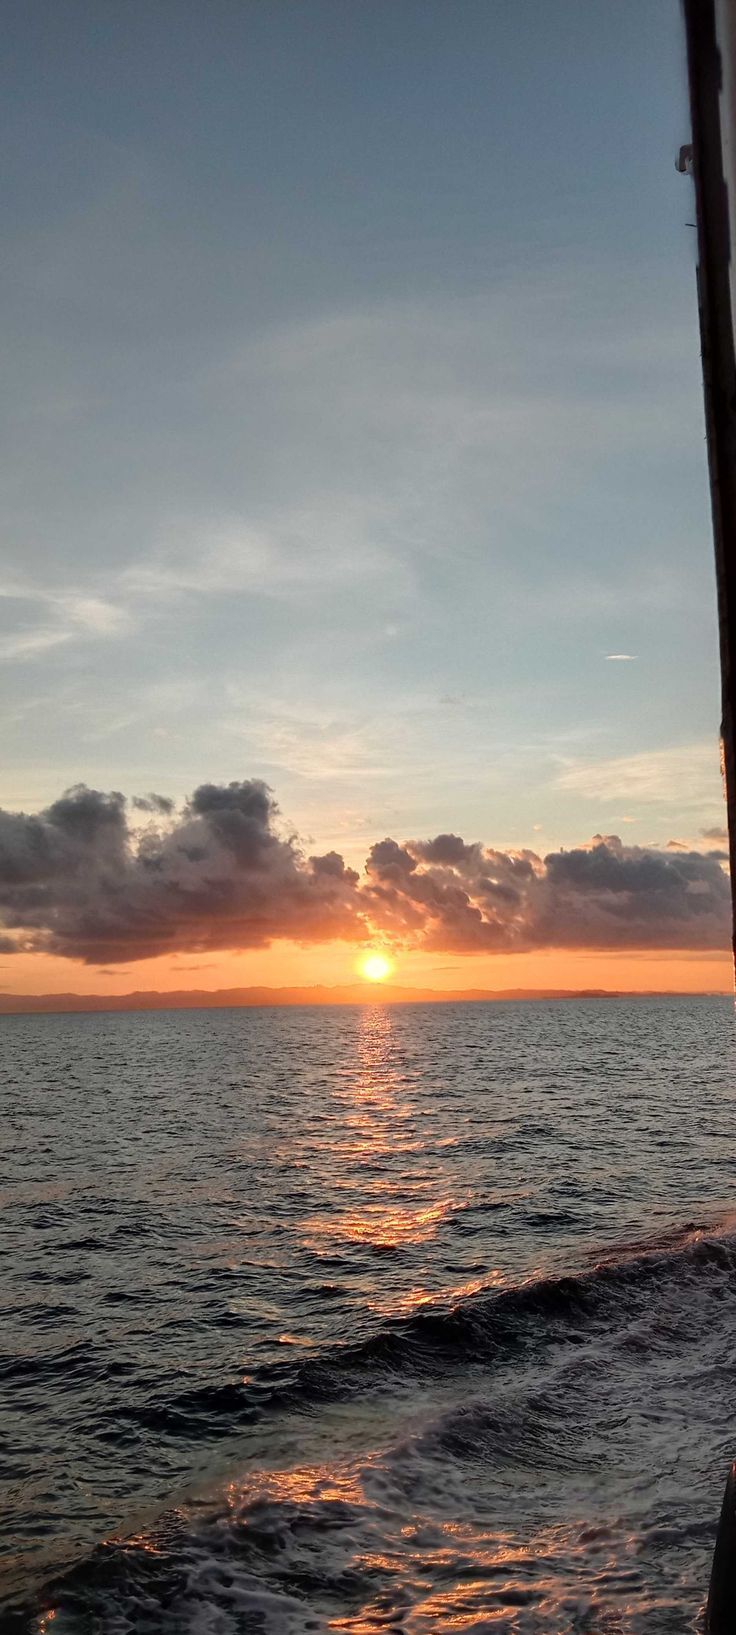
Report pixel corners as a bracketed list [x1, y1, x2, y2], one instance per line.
[0, 983, 724, 1015]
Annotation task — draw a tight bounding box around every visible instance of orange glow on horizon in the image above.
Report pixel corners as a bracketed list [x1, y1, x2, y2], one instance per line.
[0, 941, 731, 1003]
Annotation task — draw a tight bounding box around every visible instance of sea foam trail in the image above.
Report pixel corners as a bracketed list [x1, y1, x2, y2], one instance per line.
[14, 1212, 736, 1633]
[118, 1213, 736, 1442]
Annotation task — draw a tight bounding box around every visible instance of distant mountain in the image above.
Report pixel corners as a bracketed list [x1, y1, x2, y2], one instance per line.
[0, 983, 718, 1016]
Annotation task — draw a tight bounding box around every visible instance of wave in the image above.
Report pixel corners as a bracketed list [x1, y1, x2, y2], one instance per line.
[8, 1211, 736, 1627]
[6, 1214, 728, 1453]
[121, 1211, 736, 1441]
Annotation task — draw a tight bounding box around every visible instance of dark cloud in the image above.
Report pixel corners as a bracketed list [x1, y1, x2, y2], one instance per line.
[0, 780, 365, 964]
[362, 830, 730, 954]
[533, 835, 730, 950]
[0, 783, 730, 963]
[701, 826, 729, 844]
[363, 832, 531, 949]
[132, 793, 176, 815]
[310, 851, 360, 885]
[416, 833, 479, 866]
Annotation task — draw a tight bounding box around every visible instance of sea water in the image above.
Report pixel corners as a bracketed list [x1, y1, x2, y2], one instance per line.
[2, 997, 736, 1632]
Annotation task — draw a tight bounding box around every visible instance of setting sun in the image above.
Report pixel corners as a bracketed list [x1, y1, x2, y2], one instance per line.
[358, 952, 394, 983]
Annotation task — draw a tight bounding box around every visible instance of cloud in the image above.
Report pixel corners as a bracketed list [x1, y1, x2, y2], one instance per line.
[131, 793, 175, 815]
[0, 627, 73, 661]
[0, 586, 131, 664]
[0, 780, 730, 963]
[59, 596, 130, 636]
[0, 780, 362, 963]
[532, 836, 729, 951]
[605, 653, 636, 661]
[361, 829, 730, 954]
[121, 504, 407, 609]
[556, 742, 723, 808]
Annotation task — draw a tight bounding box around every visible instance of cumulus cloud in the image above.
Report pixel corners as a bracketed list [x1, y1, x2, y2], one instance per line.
[531, 835, 729, 951]
[0, 781, 729, 964]
[363, 829, 730, 954]
[0, 780, 361, 963]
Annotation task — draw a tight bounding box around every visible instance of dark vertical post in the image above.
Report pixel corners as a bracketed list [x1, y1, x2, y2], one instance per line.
[683, 0, 736, 974]
[682, 6, 736, 1622]
[706, 1463, 736, 1633]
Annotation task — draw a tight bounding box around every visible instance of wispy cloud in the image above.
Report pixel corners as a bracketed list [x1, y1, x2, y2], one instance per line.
[59, 596, 130, 636]
[556, 742, 723, 809]
[121, 502, 410, 607]
[0, 587, 131, 664]
[0, 627, 73, 661]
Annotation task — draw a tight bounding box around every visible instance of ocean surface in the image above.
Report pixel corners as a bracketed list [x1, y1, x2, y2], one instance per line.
[2, 996, 736, 1633]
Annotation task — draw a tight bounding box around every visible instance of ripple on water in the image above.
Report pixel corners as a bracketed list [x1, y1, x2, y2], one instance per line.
[1, 997, 735, 1629]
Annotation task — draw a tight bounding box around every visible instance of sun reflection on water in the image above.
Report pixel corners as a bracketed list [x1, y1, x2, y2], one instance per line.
[367, 1270, 504, 1318]
[225, 1463, 366, 1511]
[303, 1195, 460, 1251]
[300, 1005, 471, 1257]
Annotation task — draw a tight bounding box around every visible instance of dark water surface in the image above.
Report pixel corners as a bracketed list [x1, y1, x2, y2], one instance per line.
[2, 997, 736, 1632]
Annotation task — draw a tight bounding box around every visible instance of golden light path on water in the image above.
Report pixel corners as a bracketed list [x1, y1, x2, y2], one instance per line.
[302, 1005, 474, 1258]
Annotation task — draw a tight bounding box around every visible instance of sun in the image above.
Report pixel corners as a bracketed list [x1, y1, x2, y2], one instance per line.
[358, 951, 394, 983]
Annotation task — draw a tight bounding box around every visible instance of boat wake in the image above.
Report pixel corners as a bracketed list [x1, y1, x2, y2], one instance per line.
[15, 1212, 736, 1633]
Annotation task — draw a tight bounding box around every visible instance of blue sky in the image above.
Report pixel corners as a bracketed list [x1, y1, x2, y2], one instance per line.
[1, 0, 725, 871]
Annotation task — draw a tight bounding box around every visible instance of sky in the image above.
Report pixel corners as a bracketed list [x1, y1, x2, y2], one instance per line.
[1, 0, 732, 998]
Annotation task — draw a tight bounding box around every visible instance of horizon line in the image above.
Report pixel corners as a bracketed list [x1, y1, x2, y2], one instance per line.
[0, 981, 731, 1017]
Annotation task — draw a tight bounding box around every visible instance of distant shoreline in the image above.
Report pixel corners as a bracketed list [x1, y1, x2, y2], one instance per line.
[0, 984, 730, 1016]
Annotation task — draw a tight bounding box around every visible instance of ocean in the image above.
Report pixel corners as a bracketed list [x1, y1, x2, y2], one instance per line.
[2, 996, 736, 1633]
